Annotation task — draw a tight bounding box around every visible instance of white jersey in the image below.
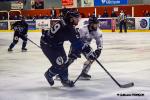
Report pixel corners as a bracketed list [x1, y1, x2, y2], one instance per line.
[78, 25, 103, 49]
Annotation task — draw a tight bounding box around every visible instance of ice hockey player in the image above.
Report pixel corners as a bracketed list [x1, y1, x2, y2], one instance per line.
[55, 16, 103, 80]
[69, 16, 103, 80]
[8, 16, 28, 52]
[40, 10, 97, 87]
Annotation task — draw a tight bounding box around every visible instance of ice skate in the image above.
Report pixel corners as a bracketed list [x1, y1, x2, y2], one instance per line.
[61, 79, 74, 87]
[8, 48, 13, 52]
[22, 48, 27, 52]
[79, 73, 91, 80]
[44, 71, 54, 86]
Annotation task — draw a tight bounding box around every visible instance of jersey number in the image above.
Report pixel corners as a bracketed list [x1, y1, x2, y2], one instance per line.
[14, 26, 24, 32]
[50, 23, 61, 34]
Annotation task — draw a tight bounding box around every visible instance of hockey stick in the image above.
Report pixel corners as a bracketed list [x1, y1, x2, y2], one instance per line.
[18, 32, 41, 49]
[27, 37, 41, 49]
[73, 60, 93, 84]
[95, 59, 134, 88]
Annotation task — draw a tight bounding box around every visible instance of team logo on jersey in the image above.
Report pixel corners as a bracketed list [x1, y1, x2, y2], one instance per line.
[14, 25, 24, 32]
[14, 36, 19, 40]
[56, 56, 64, 65]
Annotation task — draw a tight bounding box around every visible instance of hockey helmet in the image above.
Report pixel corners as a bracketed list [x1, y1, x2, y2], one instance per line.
[65, 10, 80, 19]
[63, 10, 80, 24]
[63, 10, 80, 19]
[88, 16, 99, 24]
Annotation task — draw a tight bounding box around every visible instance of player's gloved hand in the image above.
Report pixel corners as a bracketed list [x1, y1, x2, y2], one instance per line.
[86, 51, 97, 60]
[82, 44, 96, 60]
[94, 48, 101, 58]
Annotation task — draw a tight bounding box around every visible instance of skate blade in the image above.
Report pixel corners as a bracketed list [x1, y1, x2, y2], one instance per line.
[22, 50, 27, 52]
[79, 77, 91, 80]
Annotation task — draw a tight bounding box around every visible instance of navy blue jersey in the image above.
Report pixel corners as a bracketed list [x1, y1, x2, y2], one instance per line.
[41, 21, 84, 51]
[12, 20, 28, 35]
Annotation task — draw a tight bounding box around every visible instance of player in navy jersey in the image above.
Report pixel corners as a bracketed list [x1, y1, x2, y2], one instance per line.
[40, 10, 97, 87]
[8, 17, 28, 52]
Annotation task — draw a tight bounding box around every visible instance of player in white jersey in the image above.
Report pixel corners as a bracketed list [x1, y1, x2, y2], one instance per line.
[77, 16, 103, 80]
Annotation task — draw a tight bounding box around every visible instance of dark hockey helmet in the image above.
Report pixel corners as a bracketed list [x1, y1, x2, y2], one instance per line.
[66, 10, 80, 18]
[63, 10, 80, 24]
[88, 16, 99, 31]
[88, 16, 99, 24]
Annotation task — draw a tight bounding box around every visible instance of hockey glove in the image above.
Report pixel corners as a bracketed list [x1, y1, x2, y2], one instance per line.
[94, 49, 101, 58]
[86, 51, 97, 60]
[82, 44, 96, 60]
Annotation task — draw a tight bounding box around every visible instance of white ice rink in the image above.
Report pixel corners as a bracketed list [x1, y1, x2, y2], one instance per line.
[0, 32, 150, 100]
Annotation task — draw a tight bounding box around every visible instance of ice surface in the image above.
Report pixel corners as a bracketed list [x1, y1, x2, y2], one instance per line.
[0, 32, 150, 100]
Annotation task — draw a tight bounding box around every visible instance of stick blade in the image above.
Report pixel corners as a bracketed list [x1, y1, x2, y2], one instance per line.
[120, 82, 134, 88]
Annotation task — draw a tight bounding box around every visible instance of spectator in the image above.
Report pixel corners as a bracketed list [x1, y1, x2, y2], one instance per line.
[101, 10, 109, 17]
[14, 15, 18, 20]
[39, 14, 43, 19]
[0, 15, 5, 20]
[80, 13, 85, 18]
[88, 13, 91, 17]
[98, 14, 101, 18]
[0, 13, 8, 20]
[92, 12, 96, 17]
[43, 14, 50, 19]
[32, 15, 38, 20]
[144, 10, 150, 17]
[111, 10, 117, 17]
[26, 14, 32, 19]
[34, 15, 38, 19]
[9, 15, 13, 20]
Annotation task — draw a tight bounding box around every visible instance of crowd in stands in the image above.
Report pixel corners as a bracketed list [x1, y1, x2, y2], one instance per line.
[0, 7, 150, 20]
[0, 13, 8, 20]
